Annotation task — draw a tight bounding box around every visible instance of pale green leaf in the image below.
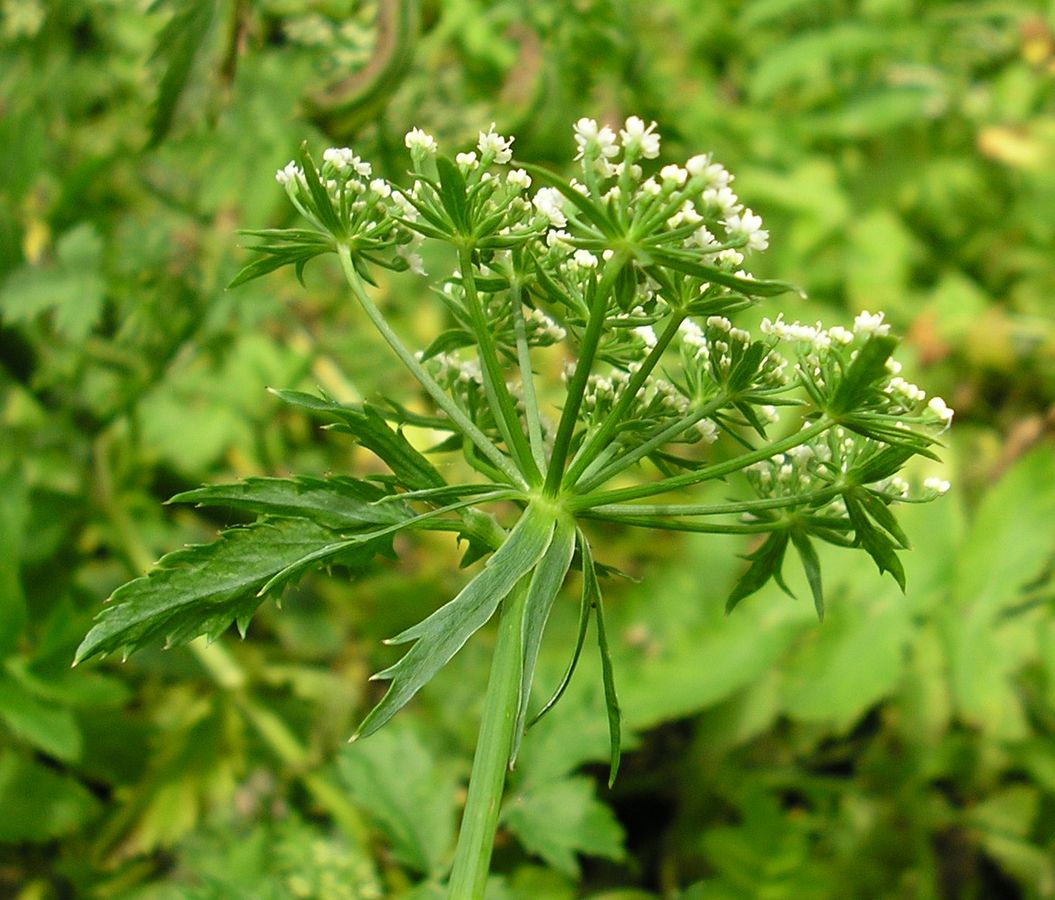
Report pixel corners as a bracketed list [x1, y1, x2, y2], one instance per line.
[503, 776, 624, 877]
[511, 516, 576, 765]
[356, 505, 557, 739]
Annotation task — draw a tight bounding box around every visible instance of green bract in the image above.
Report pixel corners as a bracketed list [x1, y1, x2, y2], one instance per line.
[76, 116, 952, 898]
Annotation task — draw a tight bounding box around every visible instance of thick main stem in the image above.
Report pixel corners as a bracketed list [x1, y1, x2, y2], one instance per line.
[447, 579, 528, 899]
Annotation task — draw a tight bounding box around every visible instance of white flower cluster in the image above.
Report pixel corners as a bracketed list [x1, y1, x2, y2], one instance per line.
[677, 315, 789, 400]
[523, 306, 567, 345]
[560, 117, 768, 270]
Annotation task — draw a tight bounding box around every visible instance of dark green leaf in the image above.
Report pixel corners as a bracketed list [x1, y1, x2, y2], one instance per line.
[435, 155, 470, 234]
[529, 548, 594, 728]
[828, 334, 898, 415]
[170, 476, 413, 530]
[298, 144, 344, 236]
[147, 0, 215, 148]
[0, 752, 98, 842]
[0, 674, 81, 762]
[74, 518, 382, 664]
[420, 328, 476, 361]
[845, 495, 907, 591]
[726, 531, 790, 613]
[790, 529, 825, 620]
[856, 489, 910, 548]
[355, 504, 557, 739]
[582, 533, 622, 786]
[646, 249, 798, 297]
[271, 390, 447, 491]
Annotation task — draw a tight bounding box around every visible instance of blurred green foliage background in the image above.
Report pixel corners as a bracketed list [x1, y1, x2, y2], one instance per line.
[2, 0, 1054, 897]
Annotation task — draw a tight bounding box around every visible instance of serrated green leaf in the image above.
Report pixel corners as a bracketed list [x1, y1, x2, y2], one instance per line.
[74, 518, 382, 664]
[272, 390, 447, 491]
[170, 475, 413, 530]
[503, 776, 625, 877]
[355, 504, 557, 740]
[147, 0, 215, 148]
[0, 224, 105, 340]
[511, 516, 577, 765]
[790, 529, 824, 620]
[725, 531, 790, 613]
[336, 724, 457, 875]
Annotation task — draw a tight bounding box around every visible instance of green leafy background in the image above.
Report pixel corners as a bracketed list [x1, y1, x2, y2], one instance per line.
[2, 0, 1054, 896]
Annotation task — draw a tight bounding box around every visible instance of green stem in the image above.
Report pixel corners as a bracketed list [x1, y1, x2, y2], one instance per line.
[574, 395, 729, 494]
[459, 246, 541, 484]
[580, 513, 781, 534]
[543, 252, 627, 496]
[509, 277, 547, 472]
[337, 245, 526, 489]
[577, 418, 833, 508]
[447, 579, 529, 899]
[562, 310, 685, 488]
[580, 486, 840, 518]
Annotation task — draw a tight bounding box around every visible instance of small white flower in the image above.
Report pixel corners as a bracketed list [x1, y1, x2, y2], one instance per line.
[619, 116, 661, 159]
[275, 161, 302, 185]
[659, 164, 688, 186]
[686, 154, 733, 188]
[455, 151, 479, 169]
[572, 249, 599, 269]
[640, 178, 662, 197]
[368, 178, 391, 198]
[323, 147, 372, 177]
[703, 185, 741, 215]
[828, 325, 854, 345]
[633, 325, 658, 348]
[477, 123, 514, 164]
[397, 245, 426, 276]
[724, 208, 769, 252]
[391, 190, 417, 220]
[506, 168, 532, 190]
[924, 476, 951, 495]
[533, 187, 567, 228]
[573, 117, 619, 160]
[716, 248, 744, 268]
[927, 396, 954, 427]
[853, 310, 890, 336]
[404, 127, 438, 154]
